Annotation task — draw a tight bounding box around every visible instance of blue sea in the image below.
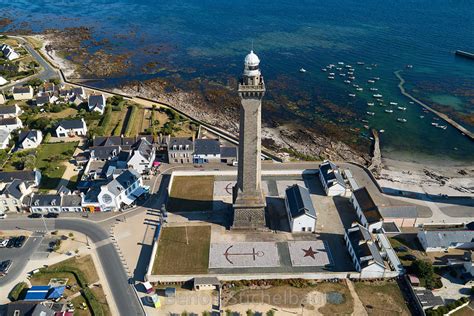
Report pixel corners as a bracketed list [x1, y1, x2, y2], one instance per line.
[1, 0, 473, 163]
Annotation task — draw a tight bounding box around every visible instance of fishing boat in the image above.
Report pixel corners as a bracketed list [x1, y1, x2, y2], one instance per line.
[367, 102, 374, 106]
[367, 112, 375, 116]
[379, 129, 385, 133]
[344, 80, 351, 84]
[397, 106, 407, 111]
[357, 61, 365, 65]
[321, 68, 327, 72]
[397, 118, 407, 123]
[348, 93, 356, 97]
[328, 76, 335, 80]
[373, 94, 383, 98]
[367, 79, 375, 83]
[370, 87, 378, 91]
[356, 87, 363, 91]
[339, 73, 346, 77]
[431, 122, 439, 126]
[390, 102, 398, 106]
[385, 109, 393, 113]
[338, 61, 344, 65]
[299, 68, 307, 73]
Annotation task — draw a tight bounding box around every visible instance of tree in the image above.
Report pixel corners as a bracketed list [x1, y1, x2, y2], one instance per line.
[27, 78, 43, 87]
[413, 259, 434, 279]
[246, 310, 254, 316]
[266, 311, 275, 316]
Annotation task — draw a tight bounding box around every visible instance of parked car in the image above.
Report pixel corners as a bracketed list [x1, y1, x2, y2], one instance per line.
[6, 238, 15, 248]
[28, 213, 43, 218]
[0, 260, 12, 276]
[14, 236, 26, 248]
[0, 239, 9, 248]
[0, 213, 7, 219]
[45, 213, 59, 218]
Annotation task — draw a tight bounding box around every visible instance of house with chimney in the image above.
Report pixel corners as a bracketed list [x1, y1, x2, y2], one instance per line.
[318, 160, 346, 196]
[12, 86, 34, 100]
[18, 130, 43, 149]
[351, 187, 383, 232]
[0, 177, 37, 214]
[0, 44, 20, 61]
[55, 118, 87, 137]
[29, 194, 62, 214]
[167, 137, 194, 164]
[127, 137, 156, 174]
[88, 94, 106, 114]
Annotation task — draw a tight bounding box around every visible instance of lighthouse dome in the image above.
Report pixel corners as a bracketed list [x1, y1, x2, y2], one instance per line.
[244, 50, 260, 67]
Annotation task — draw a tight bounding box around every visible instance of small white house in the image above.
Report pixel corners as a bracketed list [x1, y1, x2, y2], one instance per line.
[35, 95, 51, 107]
[55, 118, 87, 137]
[29, 194, 62, 214]
[318, 160, 346, 196]
[0, 104, 22, 119]
[0, 76, 8, 86]
[193, 139, 221, 164]
[0, 130, 11, 149]
[127, 138, 156, 174]
[0, 117, 23, 133]
[12, 86, 34, 101]
[285, 184, 317, 233]
[88, 94, 106, 114]
[0, 44, 20, 61]
[18, 130, 43, 149]
[344, 223, 387, 278]
[351, 187, 383, 232]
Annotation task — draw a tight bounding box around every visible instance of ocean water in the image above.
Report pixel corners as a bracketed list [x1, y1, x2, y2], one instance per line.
[1, 0, 473, 163]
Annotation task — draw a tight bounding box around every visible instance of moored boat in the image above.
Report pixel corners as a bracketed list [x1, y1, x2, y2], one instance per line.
[397, 118, 407, 123]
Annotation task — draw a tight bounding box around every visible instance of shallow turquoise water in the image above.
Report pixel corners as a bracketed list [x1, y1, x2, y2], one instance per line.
[1, 0, 473, 162]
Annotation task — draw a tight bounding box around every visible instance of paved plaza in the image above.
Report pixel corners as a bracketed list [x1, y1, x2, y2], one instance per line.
[209, 242, 280, 268]
[275, 180, 306, 197]
[287, 240, 331, 267]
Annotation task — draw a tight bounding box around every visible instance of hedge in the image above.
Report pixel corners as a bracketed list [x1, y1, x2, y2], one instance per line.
[83, 287, 104, 316]
[8, 282, 27, 301]
[124, 105, 138, 137]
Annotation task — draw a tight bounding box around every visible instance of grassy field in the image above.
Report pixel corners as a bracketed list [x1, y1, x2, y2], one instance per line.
[104, 108, 127, 136]
[34, 107, 78, 120]
[354, 281, 410, 315]
[167, 176, 215, 212]
[36, 142, 78, 190]
[152, 225, 211, 275]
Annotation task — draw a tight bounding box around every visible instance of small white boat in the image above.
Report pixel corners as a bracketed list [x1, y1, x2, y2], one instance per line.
[385, 109, 393, 113]
[349, 76, 356, 80]
[397, 106, 407, 111]
[328, 64, 335, 68]
[370, 87, 378, 91]
[367, 79, 375, 83]
[344, 80, 351, 84]
[299, 68, 307, 73]
[353, 84, 360, 88]
[373, 94, 383, 98]
[437, 125, 447, 130]
[345, 64, 352, 68]
[336, 67, 342, 71]
[321, 68, 327, 72]
[357, 61, 365, 65]
[329, 72, 335, 76]
[431, 122, 439, 126]
[419, 115, 424, 119]
[338, 61, 344, 65]
[366, 66, 373, 70]
[367, 111, 375, 116]
[379, 129, 385, 133]
[367, 102, 375, 106]
[397, 118, 407, 123]
[364, 125, 370, 129]
[349, 93, 356, 97]
[339, 73, 346, 77]
[389, 102, 398, 106]
[347, 71, 354, 75]
[328, 76, 335, 80]
[409, 101, 414, 104]
[356, 87, 363, 91]
[406, 64, 413, 69]
[361, 119, 369, 123]
[373, 77, 380, 80]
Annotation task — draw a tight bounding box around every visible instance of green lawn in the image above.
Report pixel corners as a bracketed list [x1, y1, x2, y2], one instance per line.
[152, 225, 211, 275]
[36, 142, 78, 190]
[167, 176, 214, 212]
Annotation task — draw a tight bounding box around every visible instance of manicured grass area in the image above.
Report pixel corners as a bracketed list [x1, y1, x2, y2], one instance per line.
[36, 142, 78, 190]
[354, 281, 410, 315]
[167, 176, 215, 212]
[105, 108, 127, 136]
[152, 225, 211, 275]
[71, 294, 91, 316]
[91, 286, 112, 316]
[389, 235, 425, 267]
[34, 107, 78, 120]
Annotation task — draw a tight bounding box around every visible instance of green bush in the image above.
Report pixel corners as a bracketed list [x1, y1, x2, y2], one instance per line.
[124, 105, 138, 136]
[9, 282, 27, 301]
[82, 287, 104, 316]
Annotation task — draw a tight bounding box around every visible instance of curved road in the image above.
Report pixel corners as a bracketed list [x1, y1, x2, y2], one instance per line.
[0, 218, 143, 316]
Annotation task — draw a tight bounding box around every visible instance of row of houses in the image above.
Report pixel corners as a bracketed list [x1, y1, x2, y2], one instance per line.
[167, 137, 237, 164]
[0, 104, 24, 149]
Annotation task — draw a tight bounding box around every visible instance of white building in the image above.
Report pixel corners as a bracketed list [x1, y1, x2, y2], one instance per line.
[60, 194, 83, 212]
[318, 160, 346, 196]
[0, 117, 23, 133]
[0, 44, 20, 61]
[55, 118, 87, 137]
[418, 229, 474, 252]
[88, 94, 106, 114]
[0, 104, 22, 119]
[0, 76, 8, 86]
[127, 138, 156, 174]
[0, 93, 5, 105]
[344, 223, 387, 278]
[0, 178, 37, 214]
[193, 139, 221, 164]
[18, 130, 43, 149]
[0, 130, 11, 149]
[350, 187, 383, 232]
[284, 184, 317, 233]
[30, 194, 62, 214]
[12, 86, 34, 100]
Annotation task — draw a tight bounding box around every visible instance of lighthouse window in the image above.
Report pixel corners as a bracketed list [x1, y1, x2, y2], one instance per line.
[248, 65, 259, 70]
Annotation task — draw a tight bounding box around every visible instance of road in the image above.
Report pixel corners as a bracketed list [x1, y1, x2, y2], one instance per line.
[0, 36, 59, 92]
[0, 218, 144, 316]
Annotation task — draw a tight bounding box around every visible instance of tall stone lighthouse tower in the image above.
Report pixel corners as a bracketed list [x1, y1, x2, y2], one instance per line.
[232, 50, 266, 230]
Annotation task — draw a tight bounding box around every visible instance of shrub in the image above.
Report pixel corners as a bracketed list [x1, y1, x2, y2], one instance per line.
[124, 105, 138, 136]
[82, 287, 104, 316]
[8, 282, 27, 301]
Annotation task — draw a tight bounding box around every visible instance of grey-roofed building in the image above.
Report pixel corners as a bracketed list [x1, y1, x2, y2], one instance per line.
[61, 194, 83, 212]
[0, 117, 23, 132]
[90, 145, 121, 161]
[284, 184, 317, 232]
[6, 301, 55, 316]
[193, 277, 220, 291]
[344, 223, 386, 277]
[0, 178, 37, 213]
[35, 95, 50, 107]
[318, 160, 346, 196]
[414, 289, 444, 310]
[220, 146, 238, 164]
[18, 130, 43, 149]
[0, 104, 22, 118]
[0, 43, 20, 61]
[193, 139, 220, 164]
[0, 170, 41, 185]
[55, 118, 87, 137]
[418, 228, 474, 252]
[127, 137, 156, 174]
[0, 129, 10, 149]
[30, 194, 62, 214]
[168, 137, 194, 164]
[88, 94, 106, 114]
[351, 187, 383, 232]
[12, 85, 34, 100]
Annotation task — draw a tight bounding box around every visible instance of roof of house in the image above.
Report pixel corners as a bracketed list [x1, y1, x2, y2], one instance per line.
[414, 289, 444, 308]
[285, 184, 317, 219]
[19, 130, 41, 144]
[319, 160, 345, 187]
[0, 105, 17, 115]
[6, 301, 55, 316]
[0, 129, 10, 142]
[36, 95, 50, 104]
[61, 194, 82, 207]
[135, 138, 154, 160]
[30, 194, 61, 207]
[0, 117, 20, 126]
[419, 229, 474, 249]
[57, 119, 85, 130]
[91, 145, 121, 160]
[220, 146, 237, 158]
[168, 137, 194, 150]
[1, 179, 24, 199]
[106, 169, 140, 196]
[0, 170, 38, 182]
[88, 95, 105, 110]
[352, 187, 382, 223]
[73, 87, 85, 95]
[13, 86, 32, 94]
[347, 223, 385, 269]
[57, 185, 71, 195]
[194, 139, 220, 155]
[42, 82, 56, 92]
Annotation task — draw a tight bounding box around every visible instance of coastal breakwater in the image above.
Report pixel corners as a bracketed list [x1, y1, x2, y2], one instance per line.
[394, 70, 474, 141]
